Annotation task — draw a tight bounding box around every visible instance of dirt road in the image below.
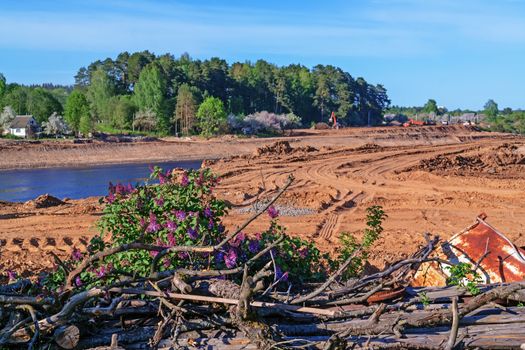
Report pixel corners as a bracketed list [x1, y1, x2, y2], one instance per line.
[2, 125, 524, 277]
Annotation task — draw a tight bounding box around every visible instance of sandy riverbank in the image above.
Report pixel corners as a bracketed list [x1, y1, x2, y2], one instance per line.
[0, 125, 486, 170]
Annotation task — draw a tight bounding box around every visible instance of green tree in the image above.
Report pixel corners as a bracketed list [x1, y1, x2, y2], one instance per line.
[133, 63, 168, 131]
[107, 95, 136, 130]
[65, 90, 90, 134]
[423, 99, 438, 114]
[484, 99, 499, 118]
[0, 73, 6, 100]
[2, 85, 28, 114]
[79, 112, 94, 136]
[87, 67, 115, 123]
[196, 97, 226, 137]
[127, 51, 155, 86]
[174, 84, 197, 135]
[26, 88, 63, 123]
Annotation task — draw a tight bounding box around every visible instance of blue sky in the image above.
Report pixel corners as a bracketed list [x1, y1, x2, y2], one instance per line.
[1, 0, 524, 110]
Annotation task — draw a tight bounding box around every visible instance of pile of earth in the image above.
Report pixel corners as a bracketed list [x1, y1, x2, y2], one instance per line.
[356, 143, 383, 152]
[253, 141, 318, 157]
[481, 143, 525, 167]
[414, 143, 525, 175]
[314, 122, 330, 130]
[24, 194, 65, 209]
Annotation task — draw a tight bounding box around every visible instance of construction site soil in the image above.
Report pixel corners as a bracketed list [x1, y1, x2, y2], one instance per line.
[2, 125, 525, 278]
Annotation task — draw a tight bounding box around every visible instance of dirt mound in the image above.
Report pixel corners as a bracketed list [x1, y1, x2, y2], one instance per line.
[417, 155, 483, 172]
[356, 143, 382, 152]
[415, 143, 525, 175]
[25, 194, 65, 208]
[314, 122, 330, 130]
[481, 143, 525, 167]
[254, 141, 318, 157]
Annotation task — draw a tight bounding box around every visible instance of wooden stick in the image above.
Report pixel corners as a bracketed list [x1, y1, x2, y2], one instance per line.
[444, 297, 459, 350]
[109, 288, 335, 316]
[290, 247, 362, 305]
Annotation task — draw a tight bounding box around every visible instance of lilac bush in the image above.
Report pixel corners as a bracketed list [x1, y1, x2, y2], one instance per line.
[42, 167, 326, 291]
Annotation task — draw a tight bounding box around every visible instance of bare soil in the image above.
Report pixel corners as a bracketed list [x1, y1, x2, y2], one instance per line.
[2, 125, 525, 277]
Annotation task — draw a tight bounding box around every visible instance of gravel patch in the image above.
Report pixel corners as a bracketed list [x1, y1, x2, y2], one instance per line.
[235, 202, 317, 217]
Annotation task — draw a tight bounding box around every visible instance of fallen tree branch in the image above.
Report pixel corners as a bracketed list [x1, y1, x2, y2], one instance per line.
[108, 288, 336, 316]
[444, 297, 459, 350]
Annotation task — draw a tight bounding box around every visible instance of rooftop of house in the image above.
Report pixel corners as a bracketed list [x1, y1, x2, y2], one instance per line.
[10, 115, 36, 129]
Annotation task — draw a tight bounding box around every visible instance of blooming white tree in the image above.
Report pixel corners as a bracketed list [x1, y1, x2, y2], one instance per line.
[228, 111, 302, 135]
[0, 106, 16, 134]
[43, 112, 71, 136]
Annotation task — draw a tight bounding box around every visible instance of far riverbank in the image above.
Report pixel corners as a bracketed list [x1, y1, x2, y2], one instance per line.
[0, 125, 489, 171]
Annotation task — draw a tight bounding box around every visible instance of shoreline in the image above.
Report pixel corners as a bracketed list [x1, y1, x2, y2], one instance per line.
[0, 154, 213, 172]
[0, 126, 514, 171]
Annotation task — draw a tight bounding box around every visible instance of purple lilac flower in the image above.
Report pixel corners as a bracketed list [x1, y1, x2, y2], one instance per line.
[248, 239, 260, 253]
[167, 232, 177, 247]
[208, 219, 214, 230]
[96, 266, 107, 278]
[163, 258, 171, 268]
[204, 207, 213, 218]
[181, 173, 189, 187]
[299, 247, 309, 259]
[178, 251, 189, 259]
[115, 183, 126, 195]
[214, 251, 225, 265]
[218, 224, 225, 233]
[7, 270, 16, 280]
[275, 265, 289, 282]
[106, 192, 115, 204]
[166, 220, 177, 233]
[224, 249, 238, 268]
[267, 206, 279, 219]
[154, 197, 164, 207]
[175, 210, 186, 222]
[158, 172, 167, 184]
[75, 276, 83, 287]
[196, 173, 204, 186]
[187, 227, 199, 240]
[108, 182, 115, 194]
[71, 248, 83, 261]
[229, 232, 246, 247]
[146, 212, 161, 233]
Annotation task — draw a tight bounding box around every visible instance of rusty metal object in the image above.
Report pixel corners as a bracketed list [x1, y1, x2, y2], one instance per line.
[366, 287, 406, 304]
[413, 214, 525, 286]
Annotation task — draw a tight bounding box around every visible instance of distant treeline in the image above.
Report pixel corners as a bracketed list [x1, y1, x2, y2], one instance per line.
[0, 51, 390, 135]
[387, 100, 525, 134]
[2, 52, 524, 137]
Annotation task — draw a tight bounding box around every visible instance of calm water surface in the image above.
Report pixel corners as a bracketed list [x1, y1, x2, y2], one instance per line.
[0, 160, 202, 202]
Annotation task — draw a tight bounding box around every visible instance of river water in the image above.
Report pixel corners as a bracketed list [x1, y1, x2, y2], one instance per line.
[0, 160, 202, 202]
